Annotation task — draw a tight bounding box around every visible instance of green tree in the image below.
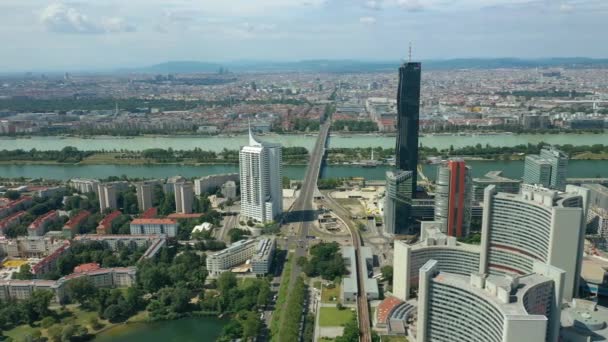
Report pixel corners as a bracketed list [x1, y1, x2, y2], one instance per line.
[217, 272, 238, 294]
[242, 312, 262, 340]
[381, 265, 393, 285]
[47, 325, 63, 342]
[66, 277, 97, 307]
[4, 190, 20, 200]
[14, 264, 33, 280]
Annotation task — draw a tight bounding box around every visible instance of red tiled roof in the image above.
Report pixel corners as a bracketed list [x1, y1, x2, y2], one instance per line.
[98, 210, 122, 228]
[0, 211, 26, 228]
[130, 218, 176, 225]
[32, 242, 70, 274]
[141, 207, 158, 219]
[376, 296, 404, 324]
[167, 213, 203, 219]
[28, 211, 58, 230]
[64, 210, 91, 229]
[74, 263, 100, 273]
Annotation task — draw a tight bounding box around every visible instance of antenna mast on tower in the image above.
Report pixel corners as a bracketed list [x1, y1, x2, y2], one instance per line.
[408, 42, 413, 62]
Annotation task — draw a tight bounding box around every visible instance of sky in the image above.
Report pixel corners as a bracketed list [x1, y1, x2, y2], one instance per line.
[0, 0, 607, 71]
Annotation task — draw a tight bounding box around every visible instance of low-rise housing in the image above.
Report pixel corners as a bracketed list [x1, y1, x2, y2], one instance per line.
[28, 211, 58, 237]
[96, 210, 122, 235]
[129, 218, 177, 237]
[62, 210, 91, 239]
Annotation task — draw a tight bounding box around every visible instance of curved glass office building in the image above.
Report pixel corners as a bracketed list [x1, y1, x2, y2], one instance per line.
[480, 184, 586, 301]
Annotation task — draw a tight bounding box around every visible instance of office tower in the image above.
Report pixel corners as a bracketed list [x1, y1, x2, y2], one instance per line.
[434, 159, 472, 238]
[416, 259, 564, 342]
[136, 183, 154, 212]
[174, 182, 194, 214]
[472, 171, 521, 203]
[393, 221, 481, 301]
[239, 127, 283, 223]
[395, 62, 421, 187]
[480, 184, 585, 300]
[383, 170, 413, 235]
[98, 183, 118, 212]
[524, 147, 568, 190]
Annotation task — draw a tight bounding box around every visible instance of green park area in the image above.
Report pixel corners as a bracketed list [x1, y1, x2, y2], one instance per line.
[321, 285, 341, 303]
[319, 307, 355, 327]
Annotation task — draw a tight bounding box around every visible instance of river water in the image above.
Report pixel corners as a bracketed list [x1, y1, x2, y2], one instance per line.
[94, 317, 226, 342]
[0, 160, 606, 181]
[0, 132, 606, 152]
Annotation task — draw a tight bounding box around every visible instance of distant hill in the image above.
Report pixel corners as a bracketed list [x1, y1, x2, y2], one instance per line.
[129, 58, 608, 74]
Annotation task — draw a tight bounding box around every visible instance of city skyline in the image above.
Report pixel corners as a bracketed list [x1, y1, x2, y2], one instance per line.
[0, 0, 607, 70]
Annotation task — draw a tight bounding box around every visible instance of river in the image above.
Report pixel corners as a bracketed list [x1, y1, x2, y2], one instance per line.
[94, 317, 226, 342]
[0, 160, 606, 181]
[0, 132, 606, 152]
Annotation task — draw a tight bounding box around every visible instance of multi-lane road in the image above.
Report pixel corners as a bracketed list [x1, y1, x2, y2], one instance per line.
[287, 121, 330, 284]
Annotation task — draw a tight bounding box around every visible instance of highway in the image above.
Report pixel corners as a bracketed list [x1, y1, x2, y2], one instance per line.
[289, 121, 330, 283]
[279, 121, 330, 340]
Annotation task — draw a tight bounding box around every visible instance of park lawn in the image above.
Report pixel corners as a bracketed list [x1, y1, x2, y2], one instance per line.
[4, 324, 40, 340]
[380, 336, 409, 342]
[321, 285, 341, 303]
[4, 306, 108, 340]
[319, 307, 354, 327]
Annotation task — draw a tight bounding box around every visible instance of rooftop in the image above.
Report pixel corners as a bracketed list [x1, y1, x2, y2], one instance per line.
[130, 218, 177, 225]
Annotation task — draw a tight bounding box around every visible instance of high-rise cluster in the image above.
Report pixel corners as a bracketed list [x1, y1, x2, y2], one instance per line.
[393, 184, 589, 342]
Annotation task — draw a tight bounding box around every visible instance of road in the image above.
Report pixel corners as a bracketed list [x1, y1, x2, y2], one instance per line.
[279, 121, 330, 340]
[288, 121, 329, 282]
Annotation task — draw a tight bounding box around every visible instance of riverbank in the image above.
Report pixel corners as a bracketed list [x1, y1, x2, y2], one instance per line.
[1, 160, 607, 182]
[1, 132, 607, 151]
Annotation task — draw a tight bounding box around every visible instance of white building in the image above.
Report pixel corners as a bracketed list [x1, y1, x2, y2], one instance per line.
[221, 181, 238, 200]
[206, 239, 258, 276]
[251, 237, 276, 276]
[69, 179, 100, 194]
[129, 218, 178, 237]
[194, 174, 239, 196]
[416, 259, 564, 342]
[98, 184, 117, 212]
[174, 182, 194, 214]
[239, 127, 283, 223]
[393, 221, 481, 301]
[480, 184, 587, 301]
[136, 182, 156, 212]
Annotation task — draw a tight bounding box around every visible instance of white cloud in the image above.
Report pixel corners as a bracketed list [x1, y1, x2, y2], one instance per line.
[559, 3, 574, 13]
[359, 16, 377, 24]
[40, 3, 135, 34]
[397, 0, 424, 12]
[364, 0, 382, 10]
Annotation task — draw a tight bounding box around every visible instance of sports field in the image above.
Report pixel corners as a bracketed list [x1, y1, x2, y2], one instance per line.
[2, 259, 29, 268]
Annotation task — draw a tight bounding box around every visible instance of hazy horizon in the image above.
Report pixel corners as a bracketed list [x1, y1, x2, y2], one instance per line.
[1, 0, 607, 71]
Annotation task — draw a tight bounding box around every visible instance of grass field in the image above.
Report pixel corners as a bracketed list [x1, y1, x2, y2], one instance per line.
[319, 307, 354, 327]
[321, 284, 341, 303]
[2, 259, 29, 268]
[3, 304, 149, 341]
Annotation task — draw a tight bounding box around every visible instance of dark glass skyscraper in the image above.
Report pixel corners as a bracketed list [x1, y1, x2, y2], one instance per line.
[396, 62, 421, 184]
[385, 62, 421, 235]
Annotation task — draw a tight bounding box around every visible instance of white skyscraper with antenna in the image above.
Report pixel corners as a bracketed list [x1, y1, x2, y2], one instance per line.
[239, 125, 283, 223]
